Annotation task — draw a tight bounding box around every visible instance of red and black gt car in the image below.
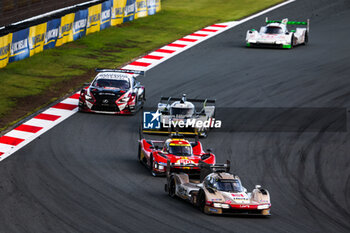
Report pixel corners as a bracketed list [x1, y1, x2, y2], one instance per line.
[79, 69, 145, 115]
[138, 134, 216, 176]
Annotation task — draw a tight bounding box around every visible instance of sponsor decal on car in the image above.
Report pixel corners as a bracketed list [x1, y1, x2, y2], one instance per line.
[97, 74, 129, 80]
[99, 93, 115, 96]
[231, 193, 244, 197]
[209, 208, 219, 213]
[103, 87, 119, 90]
[176, 159, 193, 165]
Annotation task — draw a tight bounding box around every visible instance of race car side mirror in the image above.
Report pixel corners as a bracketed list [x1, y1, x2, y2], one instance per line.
[201, 153, 211, 160]
[206, 148, 212, 152]
[207, 187, 216, 194]
[255, 185, 261, 189]
[285, 32, 289, 35]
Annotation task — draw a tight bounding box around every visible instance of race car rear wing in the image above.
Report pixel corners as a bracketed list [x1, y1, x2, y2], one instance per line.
[159, 96, 215, 105]
[140, 118, 203, 136]
[199, 160, 231, 182]
[265, 17, 310, 31]
[165, 159, 201, 179]
[95, 68, 145, 75]
[166, 160, 231, 182]
[141, 130, 201, 136]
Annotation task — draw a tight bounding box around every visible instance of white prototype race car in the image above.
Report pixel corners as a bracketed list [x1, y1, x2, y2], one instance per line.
[246, 18, 309, 49]
[142, 94, 216, 137]
[165, 161, 271, 215]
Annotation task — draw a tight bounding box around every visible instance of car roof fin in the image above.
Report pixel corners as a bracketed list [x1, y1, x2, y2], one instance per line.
[167, 96, 172, 106]
[180, 94, 186, 103]
[198, 160, 231, 182]
[198, 98, 208, 113]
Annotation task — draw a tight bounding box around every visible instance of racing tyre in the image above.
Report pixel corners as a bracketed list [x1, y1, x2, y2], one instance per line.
[78, 105, 85, 113]
[291, 34, 296, 48]
[130, 101, 137, 115]
[197, 189, 206, 213]
[304, 32, 308, 45]
[137, 143, 142, 163]
[168, 178, 176, 198]
[136, 96, 143, 111]
[141, 90, 146, 107]
[150, 154, 157, 177]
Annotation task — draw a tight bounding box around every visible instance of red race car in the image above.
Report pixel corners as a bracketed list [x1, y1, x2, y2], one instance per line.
[138, 134, 216, 176]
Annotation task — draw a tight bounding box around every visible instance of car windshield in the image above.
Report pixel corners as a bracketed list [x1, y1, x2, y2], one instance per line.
[170, 107, 194, 117]
[169, 145, 192, 156]
[93, 79, 130, 89]
[265, 26, 283, 34]
[216, 179, 243, 192]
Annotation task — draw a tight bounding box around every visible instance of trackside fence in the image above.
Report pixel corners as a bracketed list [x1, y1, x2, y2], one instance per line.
[0, 0, 161, 69]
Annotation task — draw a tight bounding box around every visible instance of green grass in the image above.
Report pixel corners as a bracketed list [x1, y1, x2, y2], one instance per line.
[0, 0, 283, 130]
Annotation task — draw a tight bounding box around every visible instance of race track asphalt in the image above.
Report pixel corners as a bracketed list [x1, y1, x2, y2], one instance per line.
[0, 0, 350, 232]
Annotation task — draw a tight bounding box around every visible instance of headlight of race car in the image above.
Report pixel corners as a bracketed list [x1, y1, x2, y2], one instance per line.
[276, 40, 287, 44]
[85, 94, 93, 100]
[257, 204, 270, 209]
[221, 204, 230, 209]
[120, 96, 129, 102]
[213, 203, 229, 208]
[213, 203, 222, 208]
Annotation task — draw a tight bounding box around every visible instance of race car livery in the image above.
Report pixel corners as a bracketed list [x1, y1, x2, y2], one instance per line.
[246, 18, 309, 49]
[79, 69, 145, 114]
[142, 94, 216, 137]
[165, 161, 271, 216]
[138, 134, 216, 176]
